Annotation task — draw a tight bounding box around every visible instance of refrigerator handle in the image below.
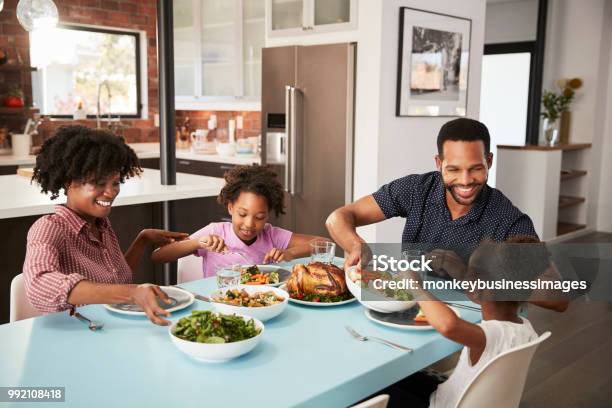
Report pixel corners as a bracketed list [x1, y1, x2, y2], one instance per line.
[289, 86, 301, 196]
[284, 85, 292, 193]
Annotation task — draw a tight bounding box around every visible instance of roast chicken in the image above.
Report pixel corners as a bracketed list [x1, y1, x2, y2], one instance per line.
[286, 262, 348, 297]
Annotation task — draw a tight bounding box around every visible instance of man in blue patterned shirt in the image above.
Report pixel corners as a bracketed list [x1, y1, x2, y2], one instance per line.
[326, 118, 538, 269]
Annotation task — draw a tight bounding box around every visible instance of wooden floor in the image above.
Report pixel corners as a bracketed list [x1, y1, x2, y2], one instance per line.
[521, 232, 612, 407]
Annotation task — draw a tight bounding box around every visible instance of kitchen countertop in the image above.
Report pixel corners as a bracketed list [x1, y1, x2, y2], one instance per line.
[0, 142, 261, 167]
[0, 168, 225, 220]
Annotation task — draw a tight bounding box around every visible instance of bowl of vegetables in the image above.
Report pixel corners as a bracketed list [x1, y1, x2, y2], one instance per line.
[209, 285, 288, 321]
[345, 266, 416, 313]
[169, 310, 264, 362]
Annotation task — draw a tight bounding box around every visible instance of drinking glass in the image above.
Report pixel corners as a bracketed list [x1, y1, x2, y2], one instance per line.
[310, 240, 336, 264]
[216, 264, 241, 288]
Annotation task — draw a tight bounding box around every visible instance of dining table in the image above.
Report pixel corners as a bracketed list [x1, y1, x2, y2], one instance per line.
[0, 258, 481, 408]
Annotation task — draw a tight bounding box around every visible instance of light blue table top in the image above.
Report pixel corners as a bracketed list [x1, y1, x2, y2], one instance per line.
[0, 259, 481, 408]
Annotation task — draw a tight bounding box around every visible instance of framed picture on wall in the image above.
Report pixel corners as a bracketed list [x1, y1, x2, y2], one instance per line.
[396, 7, 472, 117]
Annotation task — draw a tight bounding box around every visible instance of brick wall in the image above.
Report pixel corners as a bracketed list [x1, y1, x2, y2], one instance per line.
[0, 0, 262, 147]
[0, 0, 160, 144]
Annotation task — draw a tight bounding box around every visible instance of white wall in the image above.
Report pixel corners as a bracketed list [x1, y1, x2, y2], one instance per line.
[595, 2, 612, 232]
[353, 0, 487, 242]
[542, 0, 612, 233]
[485, 0, 538, 44]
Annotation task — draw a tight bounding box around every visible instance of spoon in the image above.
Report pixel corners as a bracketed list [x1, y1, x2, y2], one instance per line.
[71, 310, 104, 332]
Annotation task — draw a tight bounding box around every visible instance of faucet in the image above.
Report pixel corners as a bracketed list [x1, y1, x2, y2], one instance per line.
[96, 81, 112, 129]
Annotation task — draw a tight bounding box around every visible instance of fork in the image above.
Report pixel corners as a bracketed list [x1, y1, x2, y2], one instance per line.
[345, 326, 412, 352]
[71, 310, 104, 332]
[224, 249, 251, 264]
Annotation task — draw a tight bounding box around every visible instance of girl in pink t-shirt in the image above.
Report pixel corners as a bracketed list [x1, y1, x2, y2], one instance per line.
[152, 165, 324, 277]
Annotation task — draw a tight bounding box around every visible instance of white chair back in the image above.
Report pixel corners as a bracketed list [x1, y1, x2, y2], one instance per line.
[456, 331, 551, 408]
[10, 274, 42, 322]
[351, 394, 389, 408]
[177, 254, 203, 284]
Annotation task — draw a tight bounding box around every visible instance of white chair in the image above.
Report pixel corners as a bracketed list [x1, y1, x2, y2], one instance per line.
[177, 254, 203, 284]
[10, 274, 42, 322]
[455, 331, 551, 408]
[351, 394, 389, 408]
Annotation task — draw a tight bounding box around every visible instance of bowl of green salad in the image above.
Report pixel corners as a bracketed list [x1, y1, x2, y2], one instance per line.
[169, 310, 264, 362]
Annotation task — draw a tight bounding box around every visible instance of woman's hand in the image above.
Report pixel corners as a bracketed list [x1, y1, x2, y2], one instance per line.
[198, 235, 227, 253]
[140, 229, 189, 248]
[130, 283, 172, 326]
[263, 248, 290, 264]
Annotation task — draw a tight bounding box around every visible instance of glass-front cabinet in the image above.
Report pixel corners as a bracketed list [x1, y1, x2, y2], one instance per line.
[174, 0, 264, 109]
[267, 0, 356, 37]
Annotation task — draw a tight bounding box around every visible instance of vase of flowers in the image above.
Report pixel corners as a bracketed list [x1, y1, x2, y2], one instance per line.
[541, 77, 582, 146]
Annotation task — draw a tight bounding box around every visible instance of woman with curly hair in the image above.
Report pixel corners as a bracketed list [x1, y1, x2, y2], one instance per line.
[23, 125, 188, 325]
[152, 164, 324, 277]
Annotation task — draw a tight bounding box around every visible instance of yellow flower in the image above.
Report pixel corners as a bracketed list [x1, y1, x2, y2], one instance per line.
[568, 78, 583, 89]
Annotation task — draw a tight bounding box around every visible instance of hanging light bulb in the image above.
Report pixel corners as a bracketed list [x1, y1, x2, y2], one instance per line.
[0, 1, 5, 13]
[16, 0, 59, 32]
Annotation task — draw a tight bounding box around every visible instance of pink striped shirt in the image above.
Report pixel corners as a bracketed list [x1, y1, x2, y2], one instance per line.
[23, 205, 132, 313]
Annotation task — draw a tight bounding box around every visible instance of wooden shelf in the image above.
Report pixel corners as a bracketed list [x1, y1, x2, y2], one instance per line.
[0, 107, 39, 115]
[558, 195, 586, 209]
[497, 143, 592, 151]
[557, 222, 586, 236]
[0, 65, 37, 73]
[560, 169, 587, 181]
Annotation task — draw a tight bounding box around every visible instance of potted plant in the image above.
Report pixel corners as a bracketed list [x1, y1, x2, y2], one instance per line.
[541, 78, 582, 145]
[3, 86, 25, 108]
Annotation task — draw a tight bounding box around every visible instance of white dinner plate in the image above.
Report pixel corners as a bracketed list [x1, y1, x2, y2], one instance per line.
[364, 307, 460, 331]
[104, 286, 195, 316]
[279, 284, 356, 307]
[239, 265, 291, 287]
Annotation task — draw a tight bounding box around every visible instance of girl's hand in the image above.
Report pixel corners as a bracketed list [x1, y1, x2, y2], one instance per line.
[141, 229, 189, 248]
[198, 234, 227, 253]
[263, 248, 289, 264]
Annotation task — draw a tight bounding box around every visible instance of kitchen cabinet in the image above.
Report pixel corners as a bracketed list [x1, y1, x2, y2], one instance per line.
[0, 165, 18, 176]
[176, 158, 237, 178]
[174, 0, 264, 111]
[266, 0, 357, 38]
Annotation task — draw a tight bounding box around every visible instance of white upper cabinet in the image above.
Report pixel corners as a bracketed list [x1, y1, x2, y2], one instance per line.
[266, 0, 357, 38]
[174, 0, 264, 110]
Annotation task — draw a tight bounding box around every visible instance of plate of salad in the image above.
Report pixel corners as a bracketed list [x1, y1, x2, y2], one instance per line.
[239, 265, 291, 286]
[279, 284, 356, 307]
[168, 310, 264, 362]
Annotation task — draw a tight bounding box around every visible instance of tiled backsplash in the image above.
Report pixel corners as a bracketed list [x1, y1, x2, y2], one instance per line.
[175, 111, 262, 142]
[33, 110, 261, 146]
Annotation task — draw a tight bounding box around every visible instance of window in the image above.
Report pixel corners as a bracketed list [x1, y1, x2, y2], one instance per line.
[30, 25, 142, 118]
[480, 42, 534, 187]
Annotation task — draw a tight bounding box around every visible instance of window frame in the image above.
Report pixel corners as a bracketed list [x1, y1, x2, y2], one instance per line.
[32, 24, 143, 119]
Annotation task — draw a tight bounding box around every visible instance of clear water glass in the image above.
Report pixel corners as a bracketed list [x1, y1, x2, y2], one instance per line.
[216, 264, 241, 288]
[310, 240, 336, 264]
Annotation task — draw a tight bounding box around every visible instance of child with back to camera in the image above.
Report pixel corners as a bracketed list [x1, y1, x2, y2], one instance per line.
[377, 236, 549, 407]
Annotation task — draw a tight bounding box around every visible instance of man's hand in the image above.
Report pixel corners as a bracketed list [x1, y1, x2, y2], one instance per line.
[343, 242, 373, 271]
[263, 248, 290, 264]
[130, 284, 172, 326]
[140, 229, 189, 248]
[198, 235, 228, 253]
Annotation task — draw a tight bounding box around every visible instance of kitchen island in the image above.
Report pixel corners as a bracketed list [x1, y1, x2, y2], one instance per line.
[0, 169, 226, 323]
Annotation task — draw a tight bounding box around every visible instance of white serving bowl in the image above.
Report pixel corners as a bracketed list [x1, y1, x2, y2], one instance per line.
[209, 285, 289, 321]
[345, 266, 416, 313]
[216, 142, 236, 157]
[169, 313, 264, 363]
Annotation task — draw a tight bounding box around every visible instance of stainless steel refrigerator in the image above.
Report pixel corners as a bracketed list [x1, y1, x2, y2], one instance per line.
[261, 43, 356, 238]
